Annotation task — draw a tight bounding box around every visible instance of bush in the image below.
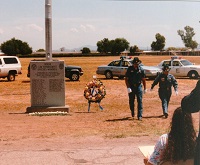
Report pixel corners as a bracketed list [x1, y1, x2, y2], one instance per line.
[0, 38, 32, 56]
[81, 47, 91, 54]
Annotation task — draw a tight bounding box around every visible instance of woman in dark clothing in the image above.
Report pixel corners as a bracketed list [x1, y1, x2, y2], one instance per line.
[181, 80, 200, 165]
[144, 107, 196, 165]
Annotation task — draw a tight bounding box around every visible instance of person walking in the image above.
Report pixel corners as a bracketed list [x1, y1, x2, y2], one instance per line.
[150, 64, 178, 118]
[144, 107, 196, 165]
[125, 57, 147, 120]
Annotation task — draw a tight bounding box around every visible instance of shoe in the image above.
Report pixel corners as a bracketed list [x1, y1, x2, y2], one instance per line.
[131, 113, 135, 118]
[138, 117, 142, 121]
[164, 113, 168, 118]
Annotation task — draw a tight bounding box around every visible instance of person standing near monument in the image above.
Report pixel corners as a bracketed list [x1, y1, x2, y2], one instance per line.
[150, 64, 178, 118]
[125, 57, 147, 120]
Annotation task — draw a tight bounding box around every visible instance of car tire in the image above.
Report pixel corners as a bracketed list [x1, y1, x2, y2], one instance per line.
[70, 72, 79, 81]
[118, 76, 124, 79]
[188, 71, 199, 79]
[105, 71, 113, 79]
[7, 73, 15, 81]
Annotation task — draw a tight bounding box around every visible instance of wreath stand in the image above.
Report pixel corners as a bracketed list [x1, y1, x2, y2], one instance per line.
[88, 101, 103, 112]
[84, 77, 106, 112]
[87, 85, 104, 112]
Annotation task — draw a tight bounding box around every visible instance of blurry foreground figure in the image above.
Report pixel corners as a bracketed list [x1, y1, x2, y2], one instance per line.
[144, 107, 196, 165]
[181, 80, 200, 165]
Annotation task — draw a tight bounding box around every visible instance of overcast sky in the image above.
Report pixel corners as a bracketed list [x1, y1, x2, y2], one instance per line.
[0, 0, 200, 51]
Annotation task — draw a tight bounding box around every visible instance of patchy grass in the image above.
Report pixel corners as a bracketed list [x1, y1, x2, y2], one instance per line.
[0, 56, 199, 139]
[28, 111, 69, 116]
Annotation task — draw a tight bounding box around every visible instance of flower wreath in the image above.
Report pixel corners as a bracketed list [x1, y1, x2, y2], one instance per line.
[84, 79, 106, 102]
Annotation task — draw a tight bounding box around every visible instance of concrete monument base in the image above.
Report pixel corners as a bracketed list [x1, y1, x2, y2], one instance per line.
[26, 105, 69, 113]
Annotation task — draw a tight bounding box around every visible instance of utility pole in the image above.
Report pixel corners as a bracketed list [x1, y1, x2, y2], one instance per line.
[45, 0, 52, 61]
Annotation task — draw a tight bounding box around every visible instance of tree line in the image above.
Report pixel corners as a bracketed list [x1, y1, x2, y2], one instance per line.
[0, 25, 198, 56]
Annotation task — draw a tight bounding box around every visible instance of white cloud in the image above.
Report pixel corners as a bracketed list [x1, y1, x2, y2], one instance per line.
[27, 24, 43, 32]
[70, 24, 96, 33]
[0, 28, 4, 34]
[14, 24, 43, 32]
[86, 24, 95, 31]
[70, 28, 79, 33]
[15, 26, 23, 31]
[79, 24, 95, 32]
[80, 24, 87, 32]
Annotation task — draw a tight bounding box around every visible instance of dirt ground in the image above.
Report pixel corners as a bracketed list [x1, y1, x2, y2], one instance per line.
[0, 56, 199, 164]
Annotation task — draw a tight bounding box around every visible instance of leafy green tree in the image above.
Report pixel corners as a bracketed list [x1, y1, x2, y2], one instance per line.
[151, 33, 166, 51]
[0, 38, 32, 55]
[36, 49, 45, 52]
[177, 26, 198, 49]
[166, 47, 179, 51]
[97, 41, 103, 53]
[81, 47, 91, 54]
[130, 45, 140, 55]
[97, 38, 111, 53]
[97, 37, 129, 55]
[110, 38, 129, 55]
[109, 40, 115, 54]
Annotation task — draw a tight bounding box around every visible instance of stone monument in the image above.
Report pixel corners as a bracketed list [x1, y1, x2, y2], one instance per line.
[26, 0, 69, 113]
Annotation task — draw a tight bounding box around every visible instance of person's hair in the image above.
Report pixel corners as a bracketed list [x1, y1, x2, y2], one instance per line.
[161, 107, 196, 163]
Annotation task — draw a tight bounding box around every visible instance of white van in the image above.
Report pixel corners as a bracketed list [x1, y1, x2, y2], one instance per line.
[0, 56, 22, 81]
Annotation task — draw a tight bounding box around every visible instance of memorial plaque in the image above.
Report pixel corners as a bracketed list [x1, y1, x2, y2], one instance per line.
[30, 60, 65, 107]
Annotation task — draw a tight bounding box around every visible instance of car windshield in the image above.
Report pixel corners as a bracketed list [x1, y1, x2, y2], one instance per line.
[180, 60, 193, 66]
[108, 60, 120, 66]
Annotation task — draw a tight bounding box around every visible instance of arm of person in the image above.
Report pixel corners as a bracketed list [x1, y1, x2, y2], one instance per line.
[172, 75, 178, 92]
[125, 77, 130, 88]
[147, 134, 168, 165]
[142, 77, 146, 90]
[141, 68, 146, 90]
[125, 67, 130, 88]
[151, 74, 160, 89]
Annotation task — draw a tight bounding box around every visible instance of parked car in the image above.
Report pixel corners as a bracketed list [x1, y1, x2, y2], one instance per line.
[64, 64, 83, 81]
[0, 56, 22, 81]
[157, 56, 200, 79]
[96, 57, 161, 79]
[27, 59, 83, 81]
[140, 64, 162, 79]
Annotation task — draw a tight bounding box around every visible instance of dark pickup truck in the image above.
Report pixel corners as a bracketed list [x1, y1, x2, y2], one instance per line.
[64, 64, 83, 81]
[27, 60, 83, 81]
